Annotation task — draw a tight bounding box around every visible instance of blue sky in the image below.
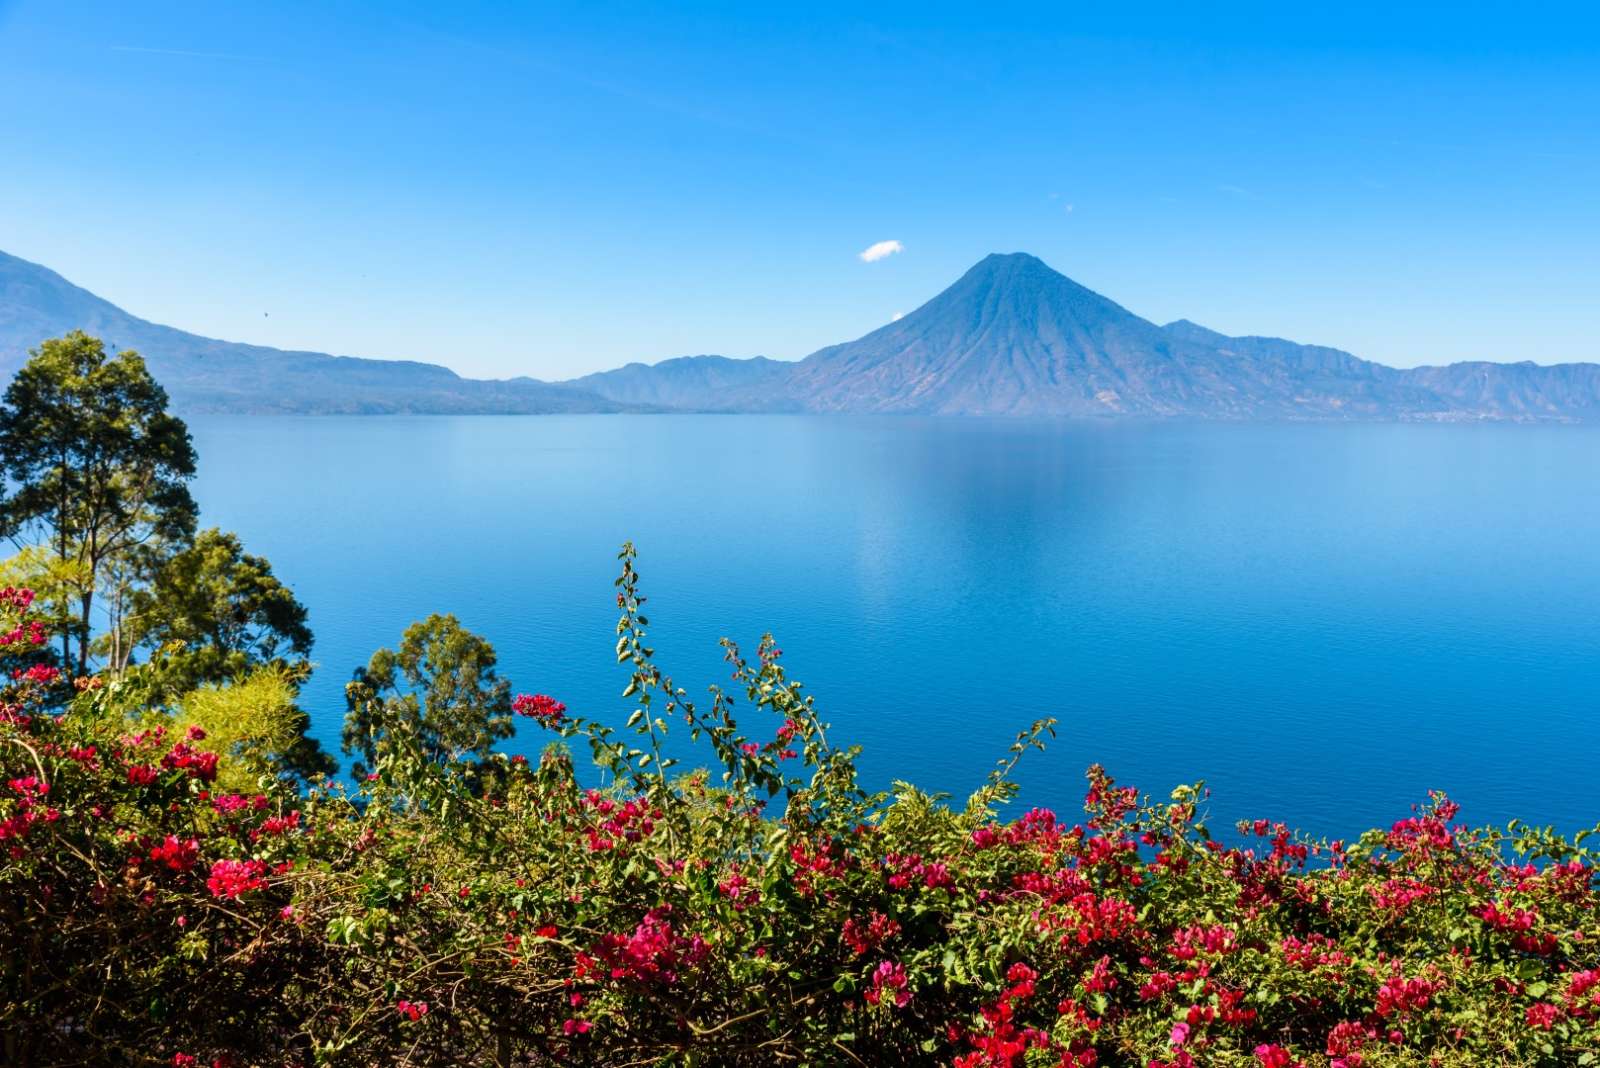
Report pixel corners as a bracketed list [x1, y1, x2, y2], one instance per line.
[1, 1, 1596, 379]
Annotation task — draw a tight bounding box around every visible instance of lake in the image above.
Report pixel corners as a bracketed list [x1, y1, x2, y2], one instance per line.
[188, 415, 1600, 839]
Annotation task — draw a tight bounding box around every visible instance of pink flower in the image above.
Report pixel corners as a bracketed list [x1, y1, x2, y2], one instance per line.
[718, 870, 759, 910]
[1254, 1045, 1296, 1068]
[206, 858, 269, 899]
[593, 905, 707, 984]
[864, 959, 910, 1008]
[1170, 1022, 1190, 1048]
[396, 999, 428, 1021]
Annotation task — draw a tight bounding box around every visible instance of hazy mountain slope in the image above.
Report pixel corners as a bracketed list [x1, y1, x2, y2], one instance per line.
[1398, 361, 1600, 422]
[1156, 319, 1454, 418]
[0, 250, 631, 414]
[565, 354, 797, 411]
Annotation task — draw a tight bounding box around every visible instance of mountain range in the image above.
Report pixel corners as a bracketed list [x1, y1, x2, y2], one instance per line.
[3, 247, 1596, 421]
[0, 249, 629, 414]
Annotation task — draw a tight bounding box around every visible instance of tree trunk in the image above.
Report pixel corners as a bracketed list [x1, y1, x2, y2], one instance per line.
[76, 588, 92, 677]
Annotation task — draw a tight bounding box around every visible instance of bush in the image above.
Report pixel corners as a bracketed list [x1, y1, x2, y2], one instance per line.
[2, 550, 1597, 1067]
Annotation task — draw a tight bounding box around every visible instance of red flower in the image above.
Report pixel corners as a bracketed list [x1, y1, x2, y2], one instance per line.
[8, 776, 47, 798]
[512, 693, 567, 725]
[148, 835, 200, 873]
[1525, 1003, 1560, 1030]
[841, 912, 901, 955]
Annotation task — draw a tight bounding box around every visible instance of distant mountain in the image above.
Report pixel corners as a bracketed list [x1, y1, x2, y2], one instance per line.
[0, 250, 633, 414]
[1401, 361, 1600, 422]
[4, 246, 1597, 420]
[566, 354, 796, 411]
[569, 253, 1600, 422]
[781, 253, 1435, 417]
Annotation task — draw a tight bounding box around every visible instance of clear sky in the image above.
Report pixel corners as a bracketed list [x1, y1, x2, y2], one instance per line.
[1, 1, 1596, 379]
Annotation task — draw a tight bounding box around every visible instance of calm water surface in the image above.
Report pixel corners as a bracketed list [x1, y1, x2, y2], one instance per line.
[189, 416, 1600, 838]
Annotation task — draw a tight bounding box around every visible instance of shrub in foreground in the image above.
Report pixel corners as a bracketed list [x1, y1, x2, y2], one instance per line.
[2, 550, 1598, 1066]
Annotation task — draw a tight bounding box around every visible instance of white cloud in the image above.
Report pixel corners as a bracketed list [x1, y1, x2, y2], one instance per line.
[859, 239, 904, 263]
[891, 311, 905, 321]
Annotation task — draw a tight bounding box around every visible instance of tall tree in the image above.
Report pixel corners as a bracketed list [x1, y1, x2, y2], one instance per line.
[117, 527, 314, 686]
[0, 331, 197, 674]
[342, 613, 513, 779]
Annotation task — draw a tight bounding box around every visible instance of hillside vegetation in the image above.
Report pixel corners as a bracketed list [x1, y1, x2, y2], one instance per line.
[3, 548, 1599, 1066]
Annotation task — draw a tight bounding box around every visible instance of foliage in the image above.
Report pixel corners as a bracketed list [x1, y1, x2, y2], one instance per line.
[0, 330, 198, 674]
[116, 527, 314, 689]
[0, 543, 88, 645]
[170, 666, 335, 790]
[2, 549, 1598, 1067]
[341, 612, 514, 782]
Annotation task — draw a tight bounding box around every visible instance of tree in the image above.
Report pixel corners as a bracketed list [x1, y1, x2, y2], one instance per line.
[342, 613, 513, 779]
[0, 331, 197, 675]
[175, 666, 337, 789]
[117, 528, 314, 687]
[112, 529, 333, 783]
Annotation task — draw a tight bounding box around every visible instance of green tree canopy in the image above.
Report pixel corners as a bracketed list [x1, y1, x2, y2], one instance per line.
[117, 527, 314, 687]
[0, 331, 197, 674]
[342, 613, 513, 780]
[175, 666, 337, 788]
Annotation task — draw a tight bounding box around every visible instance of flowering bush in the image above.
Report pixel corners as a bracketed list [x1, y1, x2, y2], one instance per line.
[2, 549, 1597, 1066]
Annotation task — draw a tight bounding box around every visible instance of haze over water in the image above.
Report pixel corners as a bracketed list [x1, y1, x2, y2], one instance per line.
[193, 415, 1600, 838]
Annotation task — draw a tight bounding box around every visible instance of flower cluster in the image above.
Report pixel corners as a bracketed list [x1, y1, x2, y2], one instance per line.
[206, 858, 269, 899]
[512, 693, 567, 724]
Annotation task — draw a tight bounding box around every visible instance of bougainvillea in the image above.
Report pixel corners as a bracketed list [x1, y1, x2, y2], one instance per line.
[2, 545, 1597, 1066]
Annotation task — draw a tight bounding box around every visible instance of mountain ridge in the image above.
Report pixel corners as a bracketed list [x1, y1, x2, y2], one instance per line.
[3, 247, 1596, 420]
[0, 249, 636, 415]
[569, 253, 1600, 421]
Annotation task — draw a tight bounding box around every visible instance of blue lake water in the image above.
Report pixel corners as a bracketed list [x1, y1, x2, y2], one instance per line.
[188, 415, 1600, 839]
